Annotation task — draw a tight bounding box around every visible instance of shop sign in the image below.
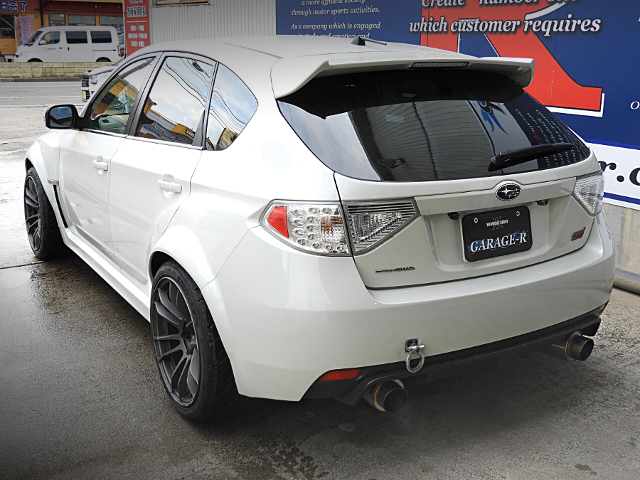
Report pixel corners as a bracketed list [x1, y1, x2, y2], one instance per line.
[0, 1, 28, 13]
[124, 0, 150, 55]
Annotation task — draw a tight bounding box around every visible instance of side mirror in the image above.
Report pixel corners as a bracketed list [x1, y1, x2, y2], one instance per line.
[45, 104, 81, 129]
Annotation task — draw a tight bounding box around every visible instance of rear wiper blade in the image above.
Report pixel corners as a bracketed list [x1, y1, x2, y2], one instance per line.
[488, 143, 574, 172]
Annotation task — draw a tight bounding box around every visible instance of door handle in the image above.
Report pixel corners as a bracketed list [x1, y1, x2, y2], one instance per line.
[157, 179, 182, 194]
[92, 158, 108, 172]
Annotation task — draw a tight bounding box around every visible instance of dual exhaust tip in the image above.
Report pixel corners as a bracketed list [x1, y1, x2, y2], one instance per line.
[362, 331, 594, 414]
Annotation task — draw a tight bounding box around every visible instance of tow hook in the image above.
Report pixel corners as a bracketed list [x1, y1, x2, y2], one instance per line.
[405, 339, 425, 374]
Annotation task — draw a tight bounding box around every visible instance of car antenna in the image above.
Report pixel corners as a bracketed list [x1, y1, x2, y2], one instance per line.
[351, 36, 387, 46]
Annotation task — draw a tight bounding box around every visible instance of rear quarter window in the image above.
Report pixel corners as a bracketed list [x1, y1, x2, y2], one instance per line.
[205, 64, 258, 151]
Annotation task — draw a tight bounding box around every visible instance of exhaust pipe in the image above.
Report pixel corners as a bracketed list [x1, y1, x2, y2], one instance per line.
[548, 331, 594, 362]
[364, 380, 408, 413]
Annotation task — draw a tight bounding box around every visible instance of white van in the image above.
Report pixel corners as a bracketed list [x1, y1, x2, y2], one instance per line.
[14, 26, 120, 63]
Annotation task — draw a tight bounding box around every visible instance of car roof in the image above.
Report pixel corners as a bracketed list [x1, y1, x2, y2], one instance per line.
[135, 35, 535, 99]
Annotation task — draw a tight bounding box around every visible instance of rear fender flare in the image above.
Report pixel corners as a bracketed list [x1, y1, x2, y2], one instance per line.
[25, 137, 62, 221]
[149, 228, 238, 369]
[149, 226, 217, 292]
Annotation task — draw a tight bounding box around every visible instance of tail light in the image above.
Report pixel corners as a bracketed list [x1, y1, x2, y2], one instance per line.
[344, 200, 418, 254]
[261, 202, 350, 256]
[573, 170, 604, 216]
[261, 199, 419, 256]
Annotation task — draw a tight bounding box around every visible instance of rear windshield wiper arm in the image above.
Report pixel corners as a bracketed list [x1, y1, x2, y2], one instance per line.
[488, 143, 575, 172]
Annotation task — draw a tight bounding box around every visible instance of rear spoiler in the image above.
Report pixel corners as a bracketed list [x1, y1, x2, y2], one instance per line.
[271, 52, 535, 98]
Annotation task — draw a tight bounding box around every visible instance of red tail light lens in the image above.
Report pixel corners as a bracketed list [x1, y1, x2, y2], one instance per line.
[266, 206, 289, 238]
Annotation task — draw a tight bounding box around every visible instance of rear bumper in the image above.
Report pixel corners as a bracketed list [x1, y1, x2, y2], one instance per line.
[203, 212, 614, 401]
[304, 308, 602, 404]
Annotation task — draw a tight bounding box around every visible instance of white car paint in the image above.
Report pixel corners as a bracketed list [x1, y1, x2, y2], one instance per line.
[26, 36, 615, 404]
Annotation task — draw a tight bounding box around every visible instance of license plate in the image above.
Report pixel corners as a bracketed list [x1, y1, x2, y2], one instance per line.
[462, 206, 532, 262]
[82, 90, 87, 99]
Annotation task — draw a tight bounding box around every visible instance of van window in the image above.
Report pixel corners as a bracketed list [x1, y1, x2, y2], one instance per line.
[91, 31, 112, 44]
[25, 30, 42, 46]
[39, 32, 60, 45]
[66, 31, 88, 44]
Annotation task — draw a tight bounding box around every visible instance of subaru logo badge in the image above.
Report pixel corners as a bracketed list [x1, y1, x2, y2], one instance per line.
[496, 183, 521, 201]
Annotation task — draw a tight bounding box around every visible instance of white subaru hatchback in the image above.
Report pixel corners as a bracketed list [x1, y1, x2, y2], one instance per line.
[24, 36, 614, 420]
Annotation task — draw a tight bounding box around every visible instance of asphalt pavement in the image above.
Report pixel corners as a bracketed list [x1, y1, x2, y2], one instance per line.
[1, 82, 639, 480]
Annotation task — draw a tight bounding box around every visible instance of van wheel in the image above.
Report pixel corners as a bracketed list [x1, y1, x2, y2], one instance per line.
[151, 261, 240, 422]
[27, 59, 42, 62]
[96, 57, 110, 63]
[24, 167, 64, 259]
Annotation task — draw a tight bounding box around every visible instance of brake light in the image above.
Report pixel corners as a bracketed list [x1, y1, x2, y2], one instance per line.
[261, 202, 350, 255]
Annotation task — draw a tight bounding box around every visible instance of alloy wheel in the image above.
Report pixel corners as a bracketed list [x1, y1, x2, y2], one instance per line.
[151, 277, 201, 407]
[24, 176, 42, 251]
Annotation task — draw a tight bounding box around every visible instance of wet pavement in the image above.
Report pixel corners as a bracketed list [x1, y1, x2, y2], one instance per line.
[1, 82, 640, 480]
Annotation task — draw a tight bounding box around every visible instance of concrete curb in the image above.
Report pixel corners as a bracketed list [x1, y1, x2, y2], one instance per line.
[614, 268, 640, 296]
[0, 77, 80, 82]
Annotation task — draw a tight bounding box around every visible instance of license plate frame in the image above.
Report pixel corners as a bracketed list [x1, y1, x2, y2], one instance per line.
[461, 206, 532, 262]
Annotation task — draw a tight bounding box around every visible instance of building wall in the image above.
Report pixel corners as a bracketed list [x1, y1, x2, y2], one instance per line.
[150, 0, 275, 44]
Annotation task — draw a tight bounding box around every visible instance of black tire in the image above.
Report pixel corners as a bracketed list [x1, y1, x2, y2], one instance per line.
[96, 57, 110, 63]
[27, 58, 42, 62]
[24, 167, 64, 260]
[150, 261, 240, 421]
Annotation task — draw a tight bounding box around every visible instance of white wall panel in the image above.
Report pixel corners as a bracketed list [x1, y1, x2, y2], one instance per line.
[150, 0, 276, 44]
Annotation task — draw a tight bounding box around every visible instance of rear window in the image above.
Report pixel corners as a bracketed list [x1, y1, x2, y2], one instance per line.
[91, 31, 112, 44]
[278, 69, 590, 182]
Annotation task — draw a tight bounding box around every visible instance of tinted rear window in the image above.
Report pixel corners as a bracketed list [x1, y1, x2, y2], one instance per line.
[66, 31, 88, 44]
[91, 31, 112, 43]
[278, 69, 590, 182]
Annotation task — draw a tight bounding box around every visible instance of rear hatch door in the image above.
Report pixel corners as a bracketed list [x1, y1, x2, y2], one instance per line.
[277, 64, 599, 288]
